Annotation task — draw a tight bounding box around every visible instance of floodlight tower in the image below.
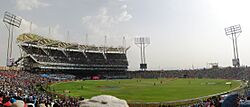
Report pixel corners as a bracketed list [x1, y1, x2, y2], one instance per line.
[225, 24, 242, 67]
[3, 11, 22, 66]
[134, 37, 150, 71]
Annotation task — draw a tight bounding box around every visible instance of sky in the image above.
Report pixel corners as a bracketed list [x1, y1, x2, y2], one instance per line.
[1, 0, 250, 70]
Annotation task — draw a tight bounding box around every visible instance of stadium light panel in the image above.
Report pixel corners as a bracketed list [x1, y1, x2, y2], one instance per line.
[3, 11, 22, 28]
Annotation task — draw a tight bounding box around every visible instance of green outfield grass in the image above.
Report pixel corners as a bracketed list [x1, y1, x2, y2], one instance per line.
[49, 78, 241, 102]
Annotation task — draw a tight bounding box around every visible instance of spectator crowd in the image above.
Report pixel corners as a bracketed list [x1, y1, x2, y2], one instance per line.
[0, 70, 80, 107]
[127, 67, 250, 80]
[1, 67, 250, 107]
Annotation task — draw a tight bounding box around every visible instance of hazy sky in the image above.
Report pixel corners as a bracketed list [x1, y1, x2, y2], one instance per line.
[1, 0, 250, 70]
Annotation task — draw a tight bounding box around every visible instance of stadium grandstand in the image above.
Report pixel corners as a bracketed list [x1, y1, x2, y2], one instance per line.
[15, 33, 129, 77]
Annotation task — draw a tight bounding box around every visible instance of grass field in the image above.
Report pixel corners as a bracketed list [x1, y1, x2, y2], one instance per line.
[49, 78, 241, 102]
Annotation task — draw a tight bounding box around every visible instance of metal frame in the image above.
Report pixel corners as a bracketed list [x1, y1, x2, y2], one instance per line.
[135, 37, 150, 71]
[3, 11, 22, 66]
[225, 24, 242, 67]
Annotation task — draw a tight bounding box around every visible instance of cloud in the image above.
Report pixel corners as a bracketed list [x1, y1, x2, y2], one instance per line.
[119, 5, 132, 22]
[121, 4, 127, 9]
[118, 10, 132, 22]
[17, 17, 63, 41]
[18, 18, 38, 33]
[82, 8, 115, 25]
[16, 0, 50, 11]
[81, 5, 133, 36]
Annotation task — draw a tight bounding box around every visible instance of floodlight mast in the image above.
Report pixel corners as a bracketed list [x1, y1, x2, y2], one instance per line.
[3, 11, 22, 67]
[134, 37, 150, 71]
[225, 24, 242, 67]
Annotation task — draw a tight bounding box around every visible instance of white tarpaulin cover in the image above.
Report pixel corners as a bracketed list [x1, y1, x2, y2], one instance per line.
[79, 95, 129, 107]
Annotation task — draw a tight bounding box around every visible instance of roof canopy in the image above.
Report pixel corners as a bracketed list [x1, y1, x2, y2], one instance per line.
[17, 33, 129, 52]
